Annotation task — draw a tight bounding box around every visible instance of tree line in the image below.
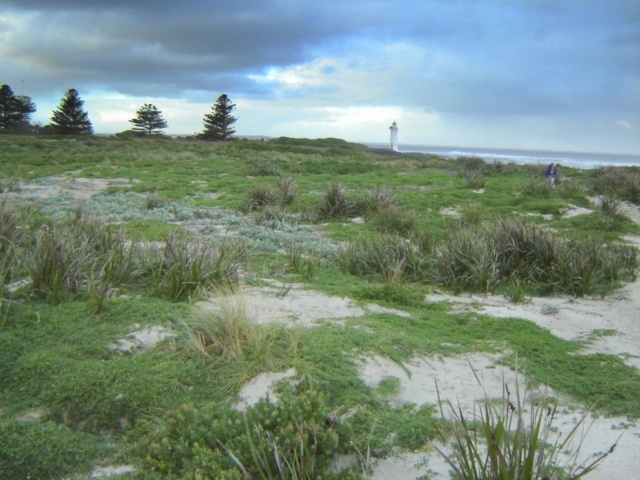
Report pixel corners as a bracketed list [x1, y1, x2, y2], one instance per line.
[0, 84, 237, 140]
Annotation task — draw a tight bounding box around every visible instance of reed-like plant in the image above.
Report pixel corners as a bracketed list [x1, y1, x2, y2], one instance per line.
[244, 185, 279, 211]
[276, 176, 298, 206]
[464, 171, 486, 190]
[338, 233, 419, 283]
[460, 202, 484, 226]
[521, 178, 554, 198]
[354, 185, 398, 216]
[369, 207, 417, 235]
[435, 368, 619, 480]
[316, 181, 356, 219]
[158, 232, 245, 301]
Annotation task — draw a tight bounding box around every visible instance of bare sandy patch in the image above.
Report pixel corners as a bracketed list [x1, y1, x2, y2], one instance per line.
[425, 279, 640, 371]
[1, 176, 138, 200]
[196, 282, 411, 328]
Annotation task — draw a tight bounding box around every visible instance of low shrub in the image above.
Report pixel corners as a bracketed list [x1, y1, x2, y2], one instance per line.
[0, 419, 105, 479]
[130, 388, 354, 480]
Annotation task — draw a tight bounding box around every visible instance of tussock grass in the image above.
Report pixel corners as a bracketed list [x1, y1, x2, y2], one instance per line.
[30, 215, 141, 304]
[181, 289, 262, 360]
[591, 166, 640, 204]
[369, 206, 417, 235]
[316, 181, 356, 219]
[340, 217, 638, 297]
[242, 176, 298, 212]
[158, 232, 245, 301]
[354, 185, 398, 216]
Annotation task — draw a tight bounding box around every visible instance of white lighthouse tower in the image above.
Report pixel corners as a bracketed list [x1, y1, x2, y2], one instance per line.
[389, 121, 399, 152]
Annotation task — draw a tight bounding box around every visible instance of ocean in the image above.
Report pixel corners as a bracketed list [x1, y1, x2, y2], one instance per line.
[366, 144, 640, 170]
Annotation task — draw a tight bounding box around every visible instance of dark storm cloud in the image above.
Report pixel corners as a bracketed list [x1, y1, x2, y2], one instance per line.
[1, 0, 639, 145]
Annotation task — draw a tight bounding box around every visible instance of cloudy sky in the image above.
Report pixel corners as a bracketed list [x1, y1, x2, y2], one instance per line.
[1, 1, 639, 153]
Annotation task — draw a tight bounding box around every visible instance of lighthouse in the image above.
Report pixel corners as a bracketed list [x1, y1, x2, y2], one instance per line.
[389, 121, 399, 152]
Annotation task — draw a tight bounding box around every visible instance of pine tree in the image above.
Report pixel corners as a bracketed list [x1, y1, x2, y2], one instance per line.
[197, 94, 237, 141]
[50, 89, 93, 135]
[129, 104, 168, 136]
[0, 84, 36, 132]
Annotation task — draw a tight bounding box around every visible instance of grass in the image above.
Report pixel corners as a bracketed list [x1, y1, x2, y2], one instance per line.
[0, 135, 638, 479]
[435, 367, 619, 480]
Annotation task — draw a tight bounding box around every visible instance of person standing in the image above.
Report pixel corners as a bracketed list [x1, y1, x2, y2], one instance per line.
[544, 163, 558, 185]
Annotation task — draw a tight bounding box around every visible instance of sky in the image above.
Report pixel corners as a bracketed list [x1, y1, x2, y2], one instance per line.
[1, 1, 639, 154]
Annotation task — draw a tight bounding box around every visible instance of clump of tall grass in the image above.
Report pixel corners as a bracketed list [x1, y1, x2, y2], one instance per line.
[0, 200, 26, 288]
[430, 225, 500, 293]
[276, 176, 298, 206]
[244, 185, 280, 211]
[431, 217, 638, 297]
[144, 192, 165, 210]
[369, 207, 418, 235]
[286, 240, 319, 280]
[180, 288, 263, 360]
[0, 177, 22, 193]
[316, 181, 356, 219]
[521, 178, 554, 197]
[338, 233, 429, 283]
[158, 232, 245, 301]
[464, 171, 486, 189]
[247, 159, 279, 176]
[242, 177, 298, 213]
[591, 166, 640, 204]
[339, 217, 638, 297]
[591, 194, 627, 231]
[354, 185, 398, 216]
[30, 215, 141, 304]
[460, 202, 484, 226]
[435, 369, 618, 480]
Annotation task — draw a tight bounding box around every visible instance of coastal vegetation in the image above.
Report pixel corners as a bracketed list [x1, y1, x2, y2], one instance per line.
[1, 135, 639, 479]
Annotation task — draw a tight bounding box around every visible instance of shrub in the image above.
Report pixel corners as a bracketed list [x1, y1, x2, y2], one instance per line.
[0, 419, 105, 479]
[130, 388, 352, 480]
[455, 156, 486, 173]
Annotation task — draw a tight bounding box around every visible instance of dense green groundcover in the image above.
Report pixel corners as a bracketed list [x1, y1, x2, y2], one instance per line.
[1, 135, 640, 478]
